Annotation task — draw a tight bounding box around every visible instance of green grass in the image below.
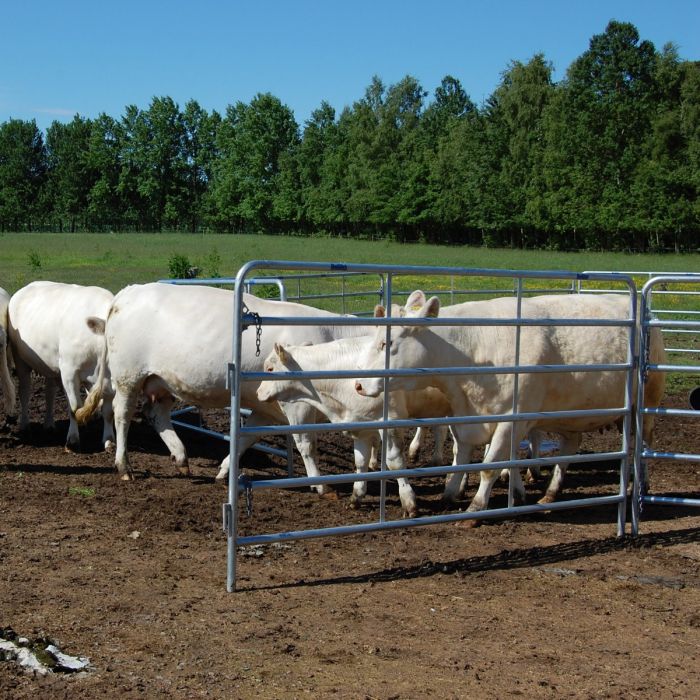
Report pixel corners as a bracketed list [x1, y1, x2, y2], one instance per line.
[1, 231, 699, 297]
[68, 486, 96, 498]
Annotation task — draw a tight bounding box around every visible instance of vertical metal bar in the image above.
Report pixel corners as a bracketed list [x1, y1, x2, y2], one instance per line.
[379, 274, 393, 522]
[631, 284, 651, 536]
[617, 284, 637, 537]
[508, 278, 524, 508]
[226, 277, 246, 593]
[341, 276, 346, 314]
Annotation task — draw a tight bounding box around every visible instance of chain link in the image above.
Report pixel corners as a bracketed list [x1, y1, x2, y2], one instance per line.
[238, 474, 254, 516]
[242, 303, 263, 357]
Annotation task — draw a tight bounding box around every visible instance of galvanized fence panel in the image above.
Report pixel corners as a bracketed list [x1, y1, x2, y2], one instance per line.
[223, 261, 638, 591]
[632, 275, 700, 534]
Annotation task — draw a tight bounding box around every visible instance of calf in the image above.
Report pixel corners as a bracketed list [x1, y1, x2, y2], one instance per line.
[257, 337, 452, 517]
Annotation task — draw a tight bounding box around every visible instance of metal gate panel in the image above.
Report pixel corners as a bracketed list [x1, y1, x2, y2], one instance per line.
[632, 275, 700, 534]
[223, 261, 639, 591]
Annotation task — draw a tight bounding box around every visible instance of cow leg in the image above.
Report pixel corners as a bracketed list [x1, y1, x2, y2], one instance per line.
[100, 387, 116, 453]
[14, 356, 33, 432]
[292, 431, 331, 495]
[432, 424, 448, 466]
[467, 423, 528, 516]
[384, 429, 417, 518]
[113, 388, 137, 480]
[408, 426, 424, 463]
[442, 436, 473, 505]
[350, 436, 372, 509]
[539, 433, 580, 504]
[148, 396, 189, 475]
[215, 411, 278, 482]
[368, 432, 380, 471]
[43, 376, 57, 432]
[60, 368, 82, 452]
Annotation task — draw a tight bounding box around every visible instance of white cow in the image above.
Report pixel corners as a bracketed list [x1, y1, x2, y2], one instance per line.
[257, 337, 452, 517]
[355, 291, 666, 518]
[7, 281, 115, 451]
[0, 286, 16, 414]
[77, 282, 369, 483]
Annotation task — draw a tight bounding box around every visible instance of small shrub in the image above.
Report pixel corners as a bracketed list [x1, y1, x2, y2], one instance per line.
[167, 254, 193, 279]
[250, 283, 282, 300]
[27, 250, 42, 271]
[205, 248, 223, 278]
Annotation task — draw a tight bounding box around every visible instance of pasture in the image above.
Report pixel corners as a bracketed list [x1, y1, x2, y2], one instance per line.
[1, 234, 699, 697]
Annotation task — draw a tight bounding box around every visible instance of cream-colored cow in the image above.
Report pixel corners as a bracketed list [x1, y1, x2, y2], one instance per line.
[355, 291, 666, 517]
[8, 281, 115, 451]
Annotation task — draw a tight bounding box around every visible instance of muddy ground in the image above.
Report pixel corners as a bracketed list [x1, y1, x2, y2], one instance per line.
[1, 381, 699, 699]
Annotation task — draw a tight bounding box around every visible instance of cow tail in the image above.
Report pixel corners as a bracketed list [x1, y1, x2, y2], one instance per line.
[76, 316, 107, 425]
[0, 324, 16, 414]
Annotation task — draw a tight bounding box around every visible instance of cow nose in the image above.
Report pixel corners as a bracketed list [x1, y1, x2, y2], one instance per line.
[355, 380, 363, 394]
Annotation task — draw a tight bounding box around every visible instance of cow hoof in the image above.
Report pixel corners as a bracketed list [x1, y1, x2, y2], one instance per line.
[349, 497, 362, 510]
[538, 494, 556, 505]
[119, 472, 134, 482]
[320, 491, 339, 501]
[439, 496, 459, 511]
[178, 466, 191, 476]
[104, 440, 115, 454]
[404, 507, 418, 519]
[457, 518, 481, 529]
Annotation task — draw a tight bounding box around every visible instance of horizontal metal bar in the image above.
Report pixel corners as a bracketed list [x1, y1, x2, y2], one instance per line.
[642, 407, 699, 418]
[235, 494, 625, 547]
[648, 364, 700, 374]
[239, 407, 628, 438]
[246, 361, 632, 384]
[645, 319, 700, 330]
[248, 315, 633, 328]
[238, 260, 635, 285]
[642, 449, 700, 462]
[641, 495, 700, 507]
[237, 450, 626, 491]
[171, 420, 288, 458]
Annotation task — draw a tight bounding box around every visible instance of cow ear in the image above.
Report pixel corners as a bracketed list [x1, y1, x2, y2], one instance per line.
[374, 304, 385, 318]
[87, 316, 106, 335]
[273, 342, 288, 362]
[405, 290, 427, 313]
[421, 297, 440, 319]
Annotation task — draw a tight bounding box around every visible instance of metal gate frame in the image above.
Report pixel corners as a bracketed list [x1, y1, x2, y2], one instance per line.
[631, 275, 700, 534]
[223, 261, 638, 592]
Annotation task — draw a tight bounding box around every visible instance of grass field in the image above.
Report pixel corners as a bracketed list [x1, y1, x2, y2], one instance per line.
[1, 231, 699, 295]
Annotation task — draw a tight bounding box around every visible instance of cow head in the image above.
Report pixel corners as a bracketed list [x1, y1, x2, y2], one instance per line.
[355, 292, 440, 397]
[256, 342, 314, 404]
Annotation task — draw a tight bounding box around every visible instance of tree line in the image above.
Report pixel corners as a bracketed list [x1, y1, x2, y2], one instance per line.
[1, 21, 698, 251]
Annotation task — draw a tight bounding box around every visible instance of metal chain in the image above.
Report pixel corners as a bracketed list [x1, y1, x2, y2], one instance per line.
[238, 474, 254, 516]
[241, 303, 263, 357]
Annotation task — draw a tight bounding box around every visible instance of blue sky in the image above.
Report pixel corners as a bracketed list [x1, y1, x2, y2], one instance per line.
[1, 1, 698, 133]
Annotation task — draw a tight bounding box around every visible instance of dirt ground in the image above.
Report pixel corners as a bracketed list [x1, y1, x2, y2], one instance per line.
[1, 380, 699, 699]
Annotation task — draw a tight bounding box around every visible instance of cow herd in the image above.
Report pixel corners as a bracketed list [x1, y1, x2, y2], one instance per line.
[0, 279, 666, 521]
